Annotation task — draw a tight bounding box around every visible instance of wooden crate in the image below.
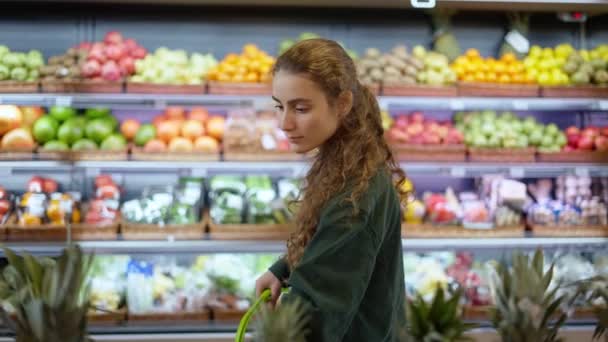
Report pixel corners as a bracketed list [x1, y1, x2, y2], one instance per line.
[541, 85, 608, 98]
[458, 82, 540, 97]
[70, 222, 120, 241]
[121, 220, 205, 240]
[127, 311, 210, 323]
[382, 84, 457, 97]
[72, 80, 124, 93]
[207, 82, 271, 95]
[537, 150, 608, 163]
[70, 150, 128, 161]
[223, 150, 305, 161]
[0, 81, 39, 93]
[210, 308, 247, 322]
[391, 144, 466, 162]
[530, 224, 608, 237]
[463, 305, 490, 320]
[131, 147, 220, 161]
[0, 148, 36, 161]
[88, 309, 127, 326]
[468, 147, 536, 163]
[402, 223, 525, 238]
[126, 82, 206, 94]
[206, 212, 293, 240]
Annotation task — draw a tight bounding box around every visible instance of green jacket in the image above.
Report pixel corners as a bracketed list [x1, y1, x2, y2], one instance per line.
[269, 169, 407, 342]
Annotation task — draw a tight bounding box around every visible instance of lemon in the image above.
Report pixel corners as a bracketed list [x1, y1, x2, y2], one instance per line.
[538, 71, 551, 85]
[542, 47, 554, 58]
[529, 45, 542, 58]
[523, 57, 537, 69]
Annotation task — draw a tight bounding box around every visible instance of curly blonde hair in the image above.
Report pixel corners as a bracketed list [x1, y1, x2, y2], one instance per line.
[273, 39, 408, 269]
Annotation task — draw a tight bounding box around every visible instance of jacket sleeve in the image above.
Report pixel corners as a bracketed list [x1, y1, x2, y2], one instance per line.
[280, 198, 382, 342]
[268, 257, 290, 282]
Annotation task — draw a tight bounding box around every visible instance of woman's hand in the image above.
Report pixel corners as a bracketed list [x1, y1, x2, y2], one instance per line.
[255, 271, 282, 309]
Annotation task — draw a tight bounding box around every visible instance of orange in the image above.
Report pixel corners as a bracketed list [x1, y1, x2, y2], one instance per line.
[217, 72, 231, 82]
[245, 72, 259, 83]
[463, 74, 476, 82]
[454, 56, 468, 66]
[498, 74, 511, 84]
[232, 73, 245, 83]
[507, 64, 520, 75]
[222, 63, 237, 75]
[486, 72, 498, 83]
[249, 60, 262, 72]
[236, 66, 248, 76]
[465, 48, 481, 59]
[225, 53, 239, 64]
[206, 69, 218, 81]
[494, 62, 506, 74]
[525, 73, 537, 84]
[511, 74, 525, 84]
[501, 52, 517, 64]
[260, 64, 272, 75]
[480, 63, 491, 73]
[243, 44, 259, 54]
[465, 63, 477, 74]
[474, 71, 486, 82]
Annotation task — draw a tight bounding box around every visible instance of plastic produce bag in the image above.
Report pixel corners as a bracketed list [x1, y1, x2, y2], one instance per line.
[209, 176, 246, 224]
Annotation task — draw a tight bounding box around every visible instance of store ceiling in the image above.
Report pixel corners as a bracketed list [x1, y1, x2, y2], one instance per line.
[16, 0, 608, 12]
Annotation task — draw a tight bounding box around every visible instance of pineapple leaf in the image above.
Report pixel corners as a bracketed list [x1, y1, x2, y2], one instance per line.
[532, 249, 543, 278]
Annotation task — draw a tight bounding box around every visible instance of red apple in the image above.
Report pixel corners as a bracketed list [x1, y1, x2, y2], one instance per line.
[583, 127, 600, 138]
[104, 31, 124, 45]
[567, 133, 580, 148]
[119, 57, 135, 76]
[565, 126, 580, 136]
[595, 135, 608, 151]
[0, 200, 9, 216]
[578, 135, 595, 150]
[422, 133, 441, 145]
[87, 47, 106, 64]
[77, 41, 92, 51]
[81, 60, 102, 78]
[445, 129, 464, 145]
[564, 145, 575, 152]
[101, 61, 122, 81]
[42, 178, 58, 194]
[601, 127, 608, 137]
[387, 128, 409, 144]
[437, 126, 449, 139]
[409, 134, 424, 145]
[131, 46, 147, 59]
[0, 186, 6, 200]
[123, 38, 138, 52]
[105, 44, 126, 61]
[395, 116, 408, 130]
[410, 112, 425, 124]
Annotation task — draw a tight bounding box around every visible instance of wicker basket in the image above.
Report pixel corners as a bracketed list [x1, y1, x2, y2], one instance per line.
[223, 150, 305, 161]
[210, 308, 247, 322]
[530, 224, 608, 237]
[537, 150, 608, 163]
[0, 81, 39, 93]
[468, 147, 536, 163]
[88, 309, 127, 325]
[382, 84, 457, 97]
[0, 148, 36, 161]
[402, 223, 525, 238]
[458, 82, 540, 97]
[131, 147, 220, 161]
[70, 150, 128, 161]
[121, 218, 205, 240]
[70, 222, 120, 241]
[392, 144, 466, 162]
[126, 82, 206, 94]
[127, 311, 210, 323]
[541, 85, 608, 98]
[72, 80, 124, 93]
[207, 82, 271, 95]
[40, 80, 83, 93]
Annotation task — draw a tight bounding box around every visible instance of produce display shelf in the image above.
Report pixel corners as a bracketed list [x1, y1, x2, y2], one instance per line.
[0, 93, 605, 111]
[1, 237, 606, 256]
[2, 161, 608, 178]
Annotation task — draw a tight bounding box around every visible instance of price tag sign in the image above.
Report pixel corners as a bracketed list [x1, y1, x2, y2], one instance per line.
[509, 167, 525, 178]
[450, 100, 465, 111]
[505, 30, 530, 54]
[599, 101, 608, 111]
[512, 100, 529, 111]
[410, 0, 435, 8]
[575, 167, 590, 177]
[55, 96, 72, 107]
[450, 166, 466, 177]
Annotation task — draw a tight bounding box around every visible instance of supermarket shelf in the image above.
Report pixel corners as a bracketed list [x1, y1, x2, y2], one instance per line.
[0, 93, 607, 111]
[1, 237, 606, 256]
[2, 161, 608, 178]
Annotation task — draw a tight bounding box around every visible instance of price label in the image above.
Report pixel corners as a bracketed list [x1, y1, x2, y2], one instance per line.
[192, 169, 207, 177]
[505, 30, 530, 54]
[55, 96, 72, 107]
[512, 100, 529, 111]
[450, 166, 466, 177]
[509, 167, 525, 178]
[450, 100, 465, 111]
[599, 101, 608, 111]
[410, 0, 435, 8]
[167, 235, 175, 243]
[575, 167, 590, 177]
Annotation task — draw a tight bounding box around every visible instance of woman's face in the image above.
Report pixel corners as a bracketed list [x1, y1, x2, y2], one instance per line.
[272, 70, 340, 154]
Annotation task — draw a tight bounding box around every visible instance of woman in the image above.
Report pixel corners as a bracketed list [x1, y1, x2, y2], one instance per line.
[255, 38, 407, 342]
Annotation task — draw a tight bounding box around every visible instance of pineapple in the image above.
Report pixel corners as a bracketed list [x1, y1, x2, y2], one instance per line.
[431, 9, 461, 63]
[253, 297, 311, 342]
[406, 287, 475, 342]
[0, 245, 94, 342]
[571, 275, 608, 339]
[499, 12, 531, 59]
[489, 250, 567, 342]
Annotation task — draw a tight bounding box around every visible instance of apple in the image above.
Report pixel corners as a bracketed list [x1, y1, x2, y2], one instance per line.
[602, 127, 608, 137]
[119, 57, 135, 75]
[87, 47, 106, 64]
[422, 133, 441, 145]
[387, 127, 409, 144]
[395, 116, 408, 130]
[564, 145, 575, 152]
[595, 135, 608, 151]
[105, 44, 126, 61]
[77, 41, 92, 51]
[101, 61, 122, 81]
[437, 126, 448, 139]
[445, 129, 464, 144]
[566, 126, 580, 136]
[81, 60, 102, 78]
[131, 47, 147, 59]
[124, 38, 138, 53]
[104, 31, 124, 45]
[409, 135, 424, 145]
[583, 127, 600, 138]
[410, 112, 424, 124]
[578, 135, 595, 150]
[406, 123, 423, 136]
[0, 186, 6, 200]
[567, 133, 580, 148]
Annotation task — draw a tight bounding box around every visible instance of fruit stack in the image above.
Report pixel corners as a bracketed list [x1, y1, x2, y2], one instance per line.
[0, 46, 45, 88]
[523, 44, 572, 87]
[130, 106, 223, 160]
[207, 44, 274, 94]
[34, 107, 127, 159]
[0, 105, 41, 154]
[385, 111, 465, 161]
[39, 47, 88, 89]
[127, 47, 217, 93]
[356, 46, 422, 90]
[539, 126, 608, 162]
[79, 31, 147, 88]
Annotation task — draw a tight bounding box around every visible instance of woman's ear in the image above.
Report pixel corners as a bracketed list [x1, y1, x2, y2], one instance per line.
[336, 90, 354, 118]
